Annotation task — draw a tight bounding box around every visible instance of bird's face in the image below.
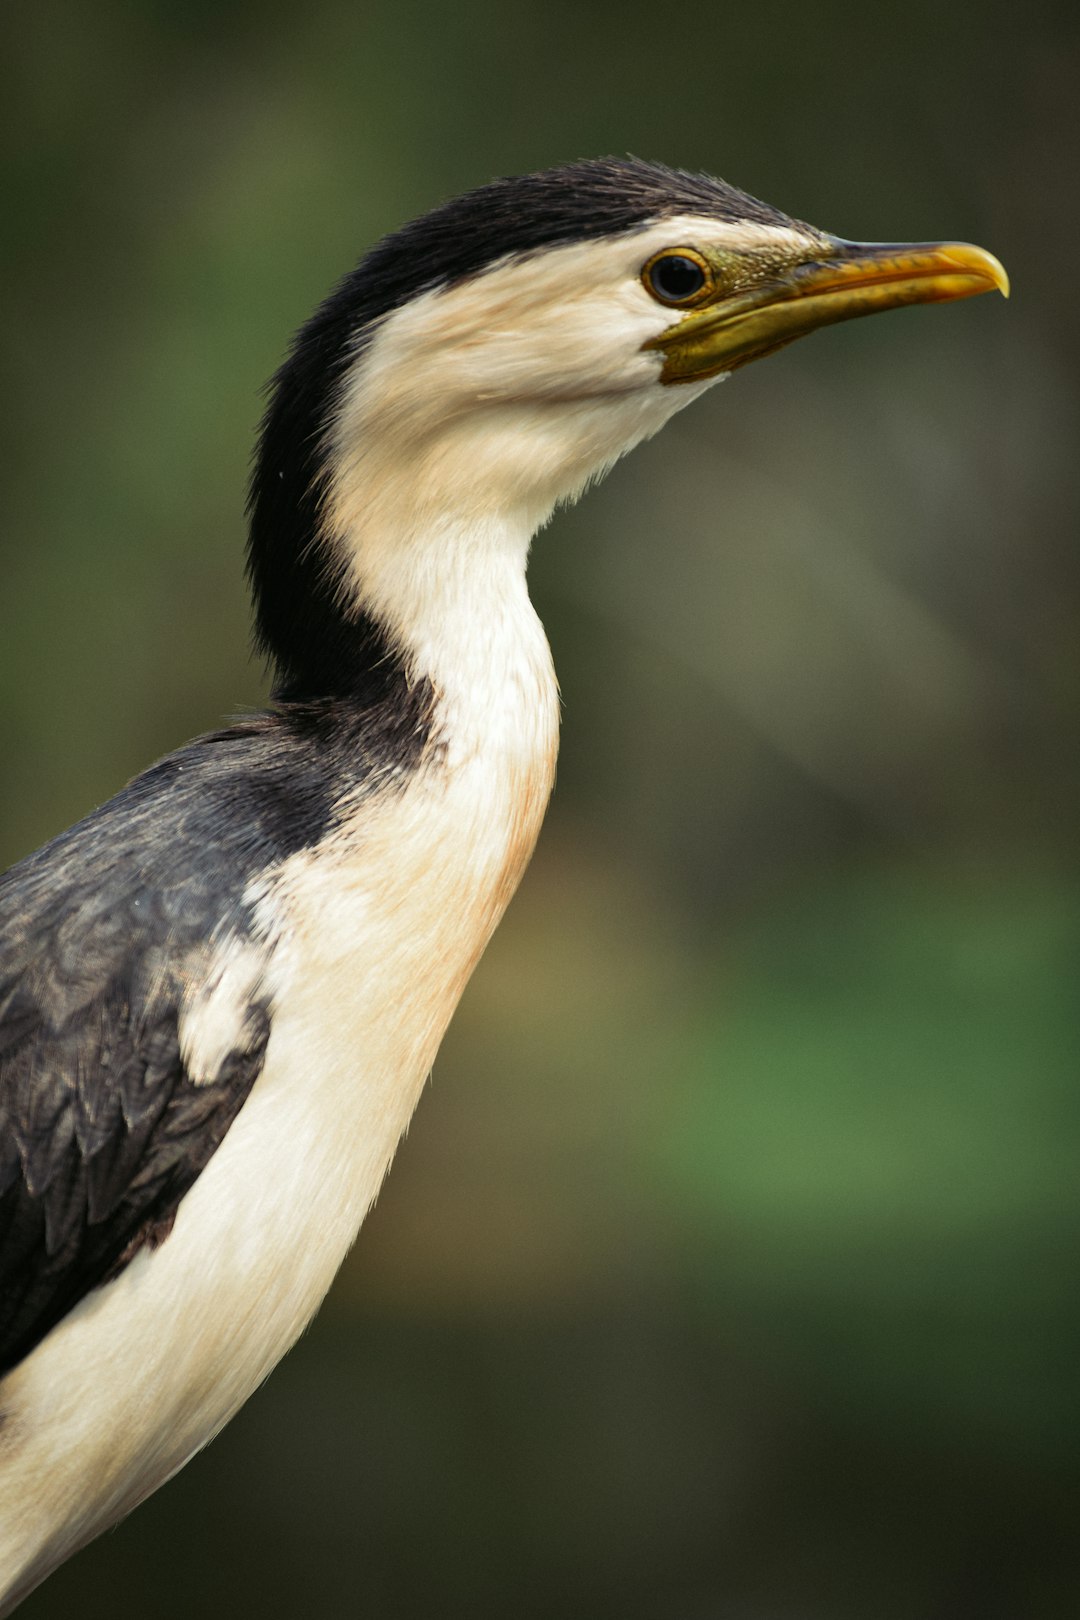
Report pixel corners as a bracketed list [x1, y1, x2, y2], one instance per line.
[329, 207, 1006, 530]
[327, 213, 762, 533]
[248, 161, 1006, 691]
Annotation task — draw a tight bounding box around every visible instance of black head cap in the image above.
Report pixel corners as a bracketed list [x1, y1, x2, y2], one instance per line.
[247, 158, 799, 701]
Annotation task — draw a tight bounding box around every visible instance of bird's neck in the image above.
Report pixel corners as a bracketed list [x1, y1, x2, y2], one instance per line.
[334, 499, 558, 769]
[250, 456, 559, 778]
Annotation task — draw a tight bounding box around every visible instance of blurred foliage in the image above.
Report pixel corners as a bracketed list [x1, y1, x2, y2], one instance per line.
[3, 0, 1079, 1614]
[669, 870, 1080, 1454]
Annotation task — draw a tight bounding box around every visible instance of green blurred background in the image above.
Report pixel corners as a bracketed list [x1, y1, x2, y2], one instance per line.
[4, 0, 1079, 1613]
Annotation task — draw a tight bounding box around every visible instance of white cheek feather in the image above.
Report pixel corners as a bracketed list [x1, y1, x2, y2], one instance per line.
[325, 215, 816, 678]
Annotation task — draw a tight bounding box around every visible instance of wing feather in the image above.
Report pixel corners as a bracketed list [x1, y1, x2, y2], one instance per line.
[0, 908, 272, 1375]
[0, 708, 378, 1377]
[0, 734, 310, 1377]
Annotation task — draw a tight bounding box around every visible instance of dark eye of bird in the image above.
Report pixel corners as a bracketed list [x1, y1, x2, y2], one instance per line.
[645, 251, 709, 305]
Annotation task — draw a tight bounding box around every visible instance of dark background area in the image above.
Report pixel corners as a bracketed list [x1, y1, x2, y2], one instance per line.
[4, 0, 1079, 1614]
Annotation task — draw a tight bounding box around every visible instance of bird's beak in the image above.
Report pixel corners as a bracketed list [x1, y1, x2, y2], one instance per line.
[647, 238, 1009, 383]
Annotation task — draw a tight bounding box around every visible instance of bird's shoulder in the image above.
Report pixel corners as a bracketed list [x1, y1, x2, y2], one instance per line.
[0, 711, 352, 1377]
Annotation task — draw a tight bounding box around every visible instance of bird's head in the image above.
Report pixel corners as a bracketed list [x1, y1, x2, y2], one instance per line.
[248, 158, 1007, 700]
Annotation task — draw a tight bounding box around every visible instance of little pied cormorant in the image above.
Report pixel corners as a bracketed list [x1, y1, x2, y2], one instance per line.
[0, 158, 1006, 1611]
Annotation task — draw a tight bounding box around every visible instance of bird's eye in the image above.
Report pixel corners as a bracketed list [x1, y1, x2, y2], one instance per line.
[643, 249, 711, 306]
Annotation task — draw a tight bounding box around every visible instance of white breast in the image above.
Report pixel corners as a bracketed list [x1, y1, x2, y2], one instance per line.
[0, 582, 559, 1613]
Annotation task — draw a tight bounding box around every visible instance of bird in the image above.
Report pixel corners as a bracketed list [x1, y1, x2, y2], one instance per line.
[0, 157, 1006, 1611]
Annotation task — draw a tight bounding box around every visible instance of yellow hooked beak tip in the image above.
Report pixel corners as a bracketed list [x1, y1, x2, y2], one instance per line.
[648, 239, 1010, 384]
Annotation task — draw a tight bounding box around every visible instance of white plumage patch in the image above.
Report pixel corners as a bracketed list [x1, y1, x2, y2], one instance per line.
[178, 934, 268, 1085]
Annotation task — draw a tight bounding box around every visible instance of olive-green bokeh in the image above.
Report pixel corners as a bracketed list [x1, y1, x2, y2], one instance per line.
[4, 0, 1079, 1614]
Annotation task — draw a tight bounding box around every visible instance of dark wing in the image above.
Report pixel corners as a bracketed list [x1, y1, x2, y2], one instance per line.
[0, 917, 270, 1377]
[0, 720, 341, 1378]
